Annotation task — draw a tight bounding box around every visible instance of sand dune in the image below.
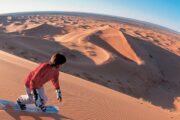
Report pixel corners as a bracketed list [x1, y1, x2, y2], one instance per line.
[54, 26, 111, 65]
[22, 23, 67, 38]
[87, 27, 143, 65]
[5, 22, 26, 33]
[0, 14, 180, 120]
[0, 50, 179, 120]
[54, 26, 143, 65]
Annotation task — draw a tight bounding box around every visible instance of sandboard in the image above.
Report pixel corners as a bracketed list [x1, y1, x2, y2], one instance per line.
[0, 99, 59, 113]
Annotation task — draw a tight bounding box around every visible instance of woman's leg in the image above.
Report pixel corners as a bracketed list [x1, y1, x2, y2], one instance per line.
[37, 87, 48, 105]
[34, 87, 48, 111]
[17, 86, 34, 104]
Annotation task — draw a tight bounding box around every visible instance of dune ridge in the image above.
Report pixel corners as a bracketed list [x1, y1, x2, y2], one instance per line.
[0, 14, 180, 119]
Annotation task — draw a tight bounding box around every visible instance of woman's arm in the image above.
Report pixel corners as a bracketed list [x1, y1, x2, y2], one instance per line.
[51, 71, 60, 90]
[51, 71, 62, 102]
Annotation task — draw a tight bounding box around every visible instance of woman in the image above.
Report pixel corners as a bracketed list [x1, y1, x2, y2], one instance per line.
[17, 52, 66, 112]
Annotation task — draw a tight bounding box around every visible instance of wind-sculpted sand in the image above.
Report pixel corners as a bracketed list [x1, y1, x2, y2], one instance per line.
[0, 13, 180, 119]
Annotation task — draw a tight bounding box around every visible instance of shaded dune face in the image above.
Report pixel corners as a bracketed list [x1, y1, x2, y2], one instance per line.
[0, 14, 180, 113]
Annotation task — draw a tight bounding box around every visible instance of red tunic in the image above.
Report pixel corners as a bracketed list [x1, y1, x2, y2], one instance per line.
[25, 62, 60, 91]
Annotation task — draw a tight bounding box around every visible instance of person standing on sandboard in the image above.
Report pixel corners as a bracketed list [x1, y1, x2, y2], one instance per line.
[17, 52, 66, 112]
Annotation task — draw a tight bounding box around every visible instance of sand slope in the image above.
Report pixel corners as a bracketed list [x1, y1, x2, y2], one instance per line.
[1, 16, 180, 106]
[1, 14, 180, 119]
[0, 50, 179, 120]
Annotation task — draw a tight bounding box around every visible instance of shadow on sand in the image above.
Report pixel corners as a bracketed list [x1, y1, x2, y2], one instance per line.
[122, 32, 180, 110]
[0, 100, 72, 120]
[5, 109, 71, 120]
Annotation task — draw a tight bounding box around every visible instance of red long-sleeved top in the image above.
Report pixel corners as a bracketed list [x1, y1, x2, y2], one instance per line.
[25, 62, 60, 91]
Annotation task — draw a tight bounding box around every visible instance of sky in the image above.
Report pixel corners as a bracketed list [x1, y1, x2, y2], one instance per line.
[0, 0, 180, 32]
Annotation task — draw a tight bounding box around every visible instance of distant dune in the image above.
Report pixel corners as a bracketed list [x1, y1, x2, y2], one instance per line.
[22, 23, 67, 37]
[0, 12, 180, 120]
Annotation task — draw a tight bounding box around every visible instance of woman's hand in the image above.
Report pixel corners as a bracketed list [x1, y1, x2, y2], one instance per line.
[56, 89, 62, 102]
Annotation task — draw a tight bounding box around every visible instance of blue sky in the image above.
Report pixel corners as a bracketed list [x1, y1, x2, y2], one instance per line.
[0, 0, 180, 32]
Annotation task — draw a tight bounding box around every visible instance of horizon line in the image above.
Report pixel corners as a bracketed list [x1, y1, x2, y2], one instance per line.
[0, 10, 180, 34]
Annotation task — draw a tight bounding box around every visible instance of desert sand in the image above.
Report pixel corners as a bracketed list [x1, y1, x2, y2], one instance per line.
[0, 13, 180, 120]
[0, 50, 179, 120]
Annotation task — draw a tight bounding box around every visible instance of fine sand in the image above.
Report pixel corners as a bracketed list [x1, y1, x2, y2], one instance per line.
[0, 14, 180, 120]
[0, 50, 180, 120]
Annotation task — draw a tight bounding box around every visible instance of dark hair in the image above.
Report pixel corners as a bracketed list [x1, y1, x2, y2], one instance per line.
[49, 52, 66, 67]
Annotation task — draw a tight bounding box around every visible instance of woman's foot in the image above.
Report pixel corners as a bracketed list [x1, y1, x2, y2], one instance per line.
[17, 99, 26, 110]
[39, 105, 46, 112]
